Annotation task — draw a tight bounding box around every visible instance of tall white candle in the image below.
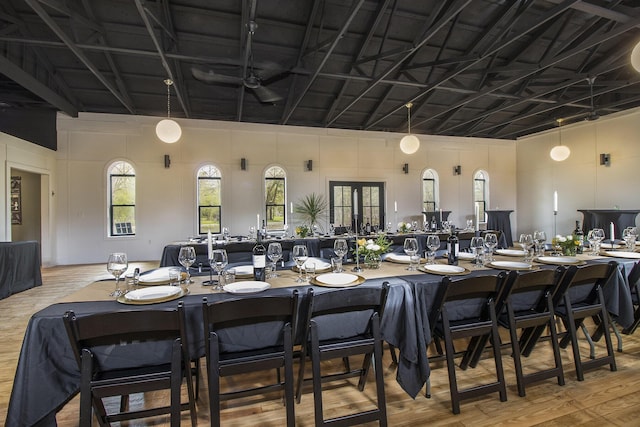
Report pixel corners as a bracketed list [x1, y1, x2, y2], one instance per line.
[257, 214, 260, 230]
[207, 231, 213, 259]
[439, 209, 443, 223]
[475, 204, 480, 231]
[290, 202, 293, 214]
[353, 190, 358, 215]
[610, 222, 615, 241]
[553, 191, 558, 212]
[394, 201, 398, 213]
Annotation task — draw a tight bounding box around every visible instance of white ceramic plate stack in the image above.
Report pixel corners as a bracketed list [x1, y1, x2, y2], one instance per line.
[117, 285, 185, 304]
[313, 272, 364, 287]
[223, 281, 271, 294]
[136, 267, 185, 285]
[495, 249, 527, 257]
[535, 256, 583, 265]
[603, 251, 640, 259]
[487, 260, 534, 270]
[420, 264, 468, 275]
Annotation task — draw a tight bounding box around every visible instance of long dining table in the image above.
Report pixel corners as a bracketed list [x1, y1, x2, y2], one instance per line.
[6, 251, 636, 427]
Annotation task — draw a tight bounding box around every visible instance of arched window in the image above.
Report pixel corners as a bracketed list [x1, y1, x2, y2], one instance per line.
[198, 165, 222, 234]
[422, 169, 439, 212]
[473, 170, 489, 222]
[108, 160, 136, 236]
[264, 166, 286, 230]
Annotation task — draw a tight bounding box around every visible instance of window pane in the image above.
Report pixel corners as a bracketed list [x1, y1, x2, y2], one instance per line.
[199, 207, 221, 234]
[111, 176, 135, 205]
[267, 205, 285, 229]
[199, 178, 221, 205]
[112, 206, 135, 235]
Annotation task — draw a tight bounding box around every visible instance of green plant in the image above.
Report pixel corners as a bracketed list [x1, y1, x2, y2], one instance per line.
[294, 193, 327, 228]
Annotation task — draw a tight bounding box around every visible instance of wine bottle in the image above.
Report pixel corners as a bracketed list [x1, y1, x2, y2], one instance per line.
[574, 220, 584, 254]
[447, 231, 459, 265]
[252, 231, 266, 281]
[431, 216, 437, 232]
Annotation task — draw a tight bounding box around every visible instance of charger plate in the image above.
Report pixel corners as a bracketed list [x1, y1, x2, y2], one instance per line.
[419, 264, 469, 276]
[117, 286, 188, 305]
[311, 272, 365, 288]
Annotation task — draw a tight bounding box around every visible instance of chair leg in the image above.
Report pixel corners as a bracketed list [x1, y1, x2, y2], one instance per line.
[208, 336, 222, 427]
[563, 312, 585, 381]
[372, 325, 388, 427]
[489, 316, 507, 403]
[310, 323, 325, 426]
[388, 343, 398, 365]
[608, 316, 623, 352]
[579, 323, 596, 359]
[547, 309, 565, 387]
[283, 324, 296, 427]
[442, 320, 461, 414]
[295, 346, 307, 403]
[170, 341, 182, 427]
[507, 317, 526, 397]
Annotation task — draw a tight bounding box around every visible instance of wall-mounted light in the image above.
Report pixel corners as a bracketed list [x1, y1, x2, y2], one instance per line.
[402, 163, 409, 174]
[305, 160, 313, 171]
[600, 153, 611, 166]
[164, 154, 170, 168]
[453, 165, 461, 175]
[241, 158, 247, 170]
[550, 118, 570, 161]
[155, 79, 182, 143]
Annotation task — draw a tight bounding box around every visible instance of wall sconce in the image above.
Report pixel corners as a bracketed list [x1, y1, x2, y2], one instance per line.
[402, 163, 409, 174]
[241, 158, 247, 170]
[305, 160, 313, 171]
[453, 165, 461, 175]
[164, 154, 170, 168]
[600, 153, 611, 166]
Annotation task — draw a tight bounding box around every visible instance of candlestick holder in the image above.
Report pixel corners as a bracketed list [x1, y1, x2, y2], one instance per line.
[352, 214, 362, 273]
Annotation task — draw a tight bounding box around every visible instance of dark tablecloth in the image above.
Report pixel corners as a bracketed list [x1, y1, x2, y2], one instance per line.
[0, 241, 42, 300]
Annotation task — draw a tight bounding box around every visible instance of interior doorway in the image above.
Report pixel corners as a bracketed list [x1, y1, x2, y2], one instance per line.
[10, 169, 41, 243]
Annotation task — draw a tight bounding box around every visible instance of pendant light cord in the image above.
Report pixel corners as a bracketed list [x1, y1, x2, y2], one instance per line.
[406, 102, 413, 134]
[164, 78, 173, 119]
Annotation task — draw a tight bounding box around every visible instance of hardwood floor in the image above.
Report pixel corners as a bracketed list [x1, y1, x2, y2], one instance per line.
[3, 262, 640, 426]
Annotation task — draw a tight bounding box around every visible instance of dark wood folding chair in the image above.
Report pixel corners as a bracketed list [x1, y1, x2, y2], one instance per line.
[555, 262, 618, 381]
[622, 261, 640, 335]
[63, 303, 196, 427]
[202, 291, 299, 427]
[499, 268, 566, 397]
[432, 273, 509, 414]
[296, 283, 389, 426]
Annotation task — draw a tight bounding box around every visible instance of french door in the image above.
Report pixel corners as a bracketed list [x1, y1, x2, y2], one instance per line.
[329, 181, 385, 229]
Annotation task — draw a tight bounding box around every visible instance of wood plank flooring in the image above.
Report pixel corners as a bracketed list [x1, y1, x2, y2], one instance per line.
[2, 262, 640, 426]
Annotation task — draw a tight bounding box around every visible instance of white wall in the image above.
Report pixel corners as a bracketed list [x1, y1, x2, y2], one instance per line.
[516, 106, 640, 240]
[53, 113, 516, 265]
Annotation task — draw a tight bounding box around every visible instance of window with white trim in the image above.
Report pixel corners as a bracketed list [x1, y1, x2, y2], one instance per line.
[198, 165, 222, 234]
[108, 161, 136, 236]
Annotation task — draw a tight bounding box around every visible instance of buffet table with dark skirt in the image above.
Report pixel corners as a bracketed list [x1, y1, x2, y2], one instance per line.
[0, 241, 42, 300]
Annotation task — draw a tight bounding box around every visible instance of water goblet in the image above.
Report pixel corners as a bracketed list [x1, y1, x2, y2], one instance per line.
[470, 236, 485, 267]
[107, 252, 128, 297]
[210, 249, 228, 291]
[484, 233, 498, 262]
[403, 237, 419, 271]
[333, 239, 348, 272]
[267, 242, 282, 278]
[533, 230, 547, 257]
[623, 227, 637, 252]
[292, 245, 308, 283]
[249, 226, 256, 240]
[178, 246, 196, 284]
[589, 228, 605, 255]
[426, 235, 440, 264]
[519, 233, 534, 261]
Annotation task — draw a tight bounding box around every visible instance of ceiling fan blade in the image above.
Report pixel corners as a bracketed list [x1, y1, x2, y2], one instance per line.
[191, 66, 242, 86]
[252, 85, 283, 103]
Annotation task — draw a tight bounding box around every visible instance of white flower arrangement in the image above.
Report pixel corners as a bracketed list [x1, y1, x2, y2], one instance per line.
[398, 222, 411, 233]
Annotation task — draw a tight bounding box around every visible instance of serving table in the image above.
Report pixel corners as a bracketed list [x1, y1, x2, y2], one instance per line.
[6, 252, 635, 427]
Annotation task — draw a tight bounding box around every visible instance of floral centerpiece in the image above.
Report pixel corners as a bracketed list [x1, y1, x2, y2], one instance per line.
[397, 222, 412, 233]
[296, 225, 310, 238]
[552, 234, 580, 256]
[353, 235, 392, 268]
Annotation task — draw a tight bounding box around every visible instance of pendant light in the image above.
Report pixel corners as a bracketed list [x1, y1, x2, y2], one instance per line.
[399, 102, 420, 155]
[550, 118, 570, 162]
[631, 39, 640, 73]
[155, 79, 182, 143]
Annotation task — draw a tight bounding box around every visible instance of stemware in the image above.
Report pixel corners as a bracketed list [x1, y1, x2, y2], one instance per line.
[484, 233, 498, 262]
[249, 226, 256, 240]
[470, 236, 485, 267]
[623, 227, 638, 252]
[426, 235, 440, 264]
[533, 230, 547, 257]
[292, 245, 308, 283]
[178, 246, 196, 284]
[267, 242, 283, 278]
[403, 237, 419, 271]
[107, 252, 128, 297]
[519, 233, 534, 261]
[210, 249, 228, 291]
[333, 239, 348, 272]
[588, 228, 605, 255]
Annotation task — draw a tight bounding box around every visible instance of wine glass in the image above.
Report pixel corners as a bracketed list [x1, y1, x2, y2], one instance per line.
[623, 227, 637, 252]
[403, 237, 419, 271]
[589, 228, 605, 255]
[426, 235, 440, 264]
[533, 230, 547, 257]
[484, 233, 498, 262]
[178, 246, 196, 284]
[519, 234, 534, 261]
[292, 245, 308, 283]
[267, 242, 282, 278]
[210, 249, 228, 291]
[249, 226, 256, 240]
[470, 236, 485, 267]
[107, 252, 128, 297]
[333, 239, 348, 272]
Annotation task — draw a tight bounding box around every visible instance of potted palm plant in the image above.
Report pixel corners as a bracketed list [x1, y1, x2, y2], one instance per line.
[294, 193, 328, 236]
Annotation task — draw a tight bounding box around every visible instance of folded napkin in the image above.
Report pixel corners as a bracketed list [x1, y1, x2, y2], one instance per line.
[138, 267, 176, 283]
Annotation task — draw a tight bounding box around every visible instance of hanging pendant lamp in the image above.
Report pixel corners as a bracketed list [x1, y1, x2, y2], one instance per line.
[631, 39, 640, 73]
[399, 102, 420, 154]
[550, 118, 570, 161]
[156, 79, 182, 143]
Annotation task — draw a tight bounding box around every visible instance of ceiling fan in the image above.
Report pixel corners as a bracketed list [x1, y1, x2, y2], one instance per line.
[191, 21, 283, 104]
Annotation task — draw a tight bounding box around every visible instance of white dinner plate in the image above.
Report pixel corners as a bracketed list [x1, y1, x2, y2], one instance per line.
[602, 251, 640, 259]
[601, 243, 623, 249]
[488, 261, 534, 270]
[535, 256, 582, 265]
[495, 249, 527, 257]
[233, 265, 254, 277]
[125, 285, 181, 302]
[421, 264, 467, 275]
[137, 267, 185, 285]
[223, 281, 270, 294]
[314, 273, 360, 287]
[303, 258, 332, 271]
[457, 252, 476, 260]
[385, 253, 412, 263]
